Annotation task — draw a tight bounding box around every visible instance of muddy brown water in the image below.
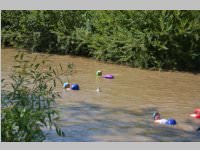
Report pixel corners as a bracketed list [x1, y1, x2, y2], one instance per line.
[2, 49, 200, 141]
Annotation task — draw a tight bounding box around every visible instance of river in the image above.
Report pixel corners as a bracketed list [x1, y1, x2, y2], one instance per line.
[2, 48, 200, 141]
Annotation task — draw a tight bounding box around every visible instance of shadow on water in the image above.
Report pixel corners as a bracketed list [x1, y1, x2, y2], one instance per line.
[45, 102, 200, 142]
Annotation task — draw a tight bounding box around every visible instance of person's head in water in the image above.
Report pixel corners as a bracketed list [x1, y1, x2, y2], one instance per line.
[63, 82, 71, 89]
[153, 112, 161, 120]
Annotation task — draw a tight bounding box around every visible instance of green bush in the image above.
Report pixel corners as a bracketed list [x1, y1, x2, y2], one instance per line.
[1, 10, 200, 71]
[86, 10, 200, 71]
[1, 52, 74, 141]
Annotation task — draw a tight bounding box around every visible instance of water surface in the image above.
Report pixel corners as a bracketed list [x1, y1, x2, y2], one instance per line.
[2, 49, 200, 141]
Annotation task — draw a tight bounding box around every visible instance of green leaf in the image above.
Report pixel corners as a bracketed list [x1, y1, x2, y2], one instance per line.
[53, 79, 56, 87]
[14, 54, 19, 60]
[13, 66, 21, 68]
[23, 60, 30, 63]
[35, 64, 40, 69]
[59, 64, 63, 71]
[53, 69, 56, 75]
[61, 131, 65, 137]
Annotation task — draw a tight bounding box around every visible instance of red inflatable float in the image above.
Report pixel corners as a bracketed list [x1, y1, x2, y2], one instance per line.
[190, 108, 200, 119]
[194, 108, 200, 114]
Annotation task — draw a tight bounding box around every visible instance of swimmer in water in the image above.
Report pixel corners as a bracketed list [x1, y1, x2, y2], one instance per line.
[63, 82, 71, 91]
[190, 108, 200, 132]
[96, 70, 102, 92]
[152, 112, 168, 125]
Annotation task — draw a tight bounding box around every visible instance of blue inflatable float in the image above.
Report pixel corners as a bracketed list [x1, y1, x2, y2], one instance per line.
[71, 84, 80, 90]
[166, 119, 177, 125]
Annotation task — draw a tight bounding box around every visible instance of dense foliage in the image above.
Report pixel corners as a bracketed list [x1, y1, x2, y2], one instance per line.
[1, 52, 74, 141]
[2, 10, 200, 71]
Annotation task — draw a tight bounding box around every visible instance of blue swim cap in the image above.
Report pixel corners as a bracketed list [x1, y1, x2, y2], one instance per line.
[71, 84, 80, 90]
[166, 119, 177, 125]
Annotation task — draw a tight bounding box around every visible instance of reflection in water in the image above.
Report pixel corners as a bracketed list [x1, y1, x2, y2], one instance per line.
[2, 49, 200, 141]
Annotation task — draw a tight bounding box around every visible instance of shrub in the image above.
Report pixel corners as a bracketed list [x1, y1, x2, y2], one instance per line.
[1, 52, 74, 141]
[2, 10, 200, 71]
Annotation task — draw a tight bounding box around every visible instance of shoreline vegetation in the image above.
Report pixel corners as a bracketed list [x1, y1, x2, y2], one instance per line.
[1, 52, 75, 141]
[2, 10, 200, 73]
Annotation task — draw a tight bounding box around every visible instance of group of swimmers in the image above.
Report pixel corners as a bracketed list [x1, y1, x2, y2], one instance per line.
[153, 109, 200, 132]
[63, 70, 199, 132]
[63, 70, 113, 92]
